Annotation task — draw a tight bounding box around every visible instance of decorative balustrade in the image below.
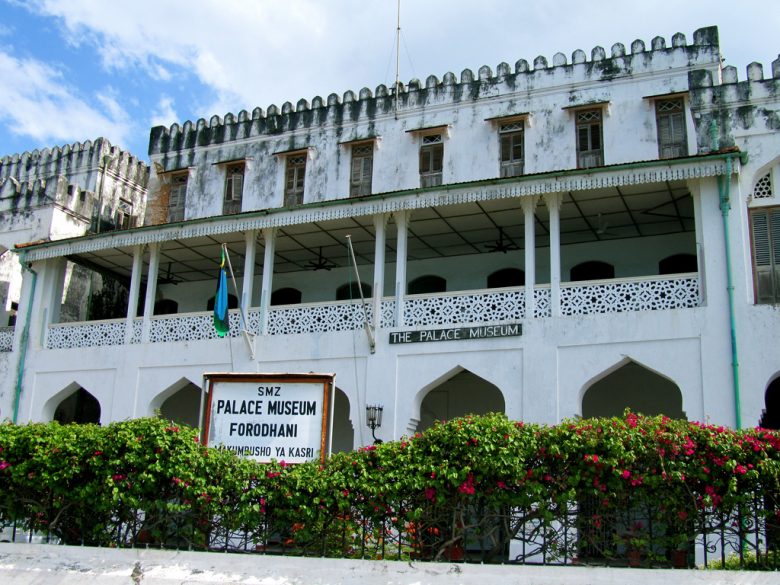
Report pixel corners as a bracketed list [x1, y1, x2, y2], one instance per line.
[41, 275, 700, 349]
[46, 319, 126, 349]
[0, 326, 14, 352]
[267, 300, 371, 336]
[403, 288, 525, 327]
[560, 273, 699, 316]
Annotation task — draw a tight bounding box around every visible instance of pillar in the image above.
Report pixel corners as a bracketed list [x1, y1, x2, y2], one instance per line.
[544, 193, 563, 316]
[259, 228, 276, 335]
[141, 242, 160, 342]
[394, 211, 409, 327]
[372, 214, 388, 331]
[521, 196, 538, 318]
[125, 245, 143, 343]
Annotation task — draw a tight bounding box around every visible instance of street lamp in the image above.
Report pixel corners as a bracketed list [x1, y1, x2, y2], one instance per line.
[365, 404, 383, 444]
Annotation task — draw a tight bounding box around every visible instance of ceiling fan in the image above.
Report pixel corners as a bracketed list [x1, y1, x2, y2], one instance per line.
[485, 227, 518, 253]
[595, 213, 617, 238]
[306, 247, 337, 271]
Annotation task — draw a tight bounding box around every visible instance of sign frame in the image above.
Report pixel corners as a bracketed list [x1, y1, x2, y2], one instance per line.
[201, 372, 334, 465]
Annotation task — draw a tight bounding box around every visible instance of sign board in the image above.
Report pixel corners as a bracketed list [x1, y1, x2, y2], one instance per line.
[202, 373, 334, 465]
[389, 323, 522, 344]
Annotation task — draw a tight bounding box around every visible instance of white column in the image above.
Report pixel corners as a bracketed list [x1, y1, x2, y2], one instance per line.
[242, 230, 258, 323]
[372, 214, 388, 331]
[544, 193, 563, 316]
[141, 242, 160, 343]
[522, 197, 538, 318]
[259, 228, 276, 335]
[394, 211, 409, 327]
[125, 245, 143, 343]
[28, 258, 64, 349]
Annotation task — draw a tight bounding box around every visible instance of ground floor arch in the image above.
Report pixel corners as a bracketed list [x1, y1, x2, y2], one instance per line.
[331, 387, 354, 453]
[416, 368, 505, 433]
[582, 360, 685, 419]
[760, 376, 780, 429]
[158, 381, 202, 428]
[51, 384, 101, 424]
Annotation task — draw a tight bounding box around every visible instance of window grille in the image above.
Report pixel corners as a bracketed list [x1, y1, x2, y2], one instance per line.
[753, 173, 773, 199]
[576, 109, 603, 168]
[420, 135, 443, 188]
[350, 143, 373, 197]
[285, 154, 306, 206]
[499, 123, 524, 177]
[223, 163, 244, 215]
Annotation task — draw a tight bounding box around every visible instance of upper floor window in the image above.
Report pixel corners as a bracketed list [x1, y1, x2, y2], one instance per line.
[168, 173, 188, 222]
[499, 122, 524, 177]
[576, 109, 603, 169]
[116, 198, 136, 230]
[350, 143, 374, 197]
[223, 163, 244, 215]
[285, 154, 306, 206]
[751, 206, 780, 304]
[656, 98, 688, 159]
[419, 134, 443, 188]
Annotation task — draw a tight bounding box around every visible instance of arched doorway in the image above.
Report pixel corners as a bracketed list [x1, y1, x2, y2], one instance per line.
[582, 361, 685, 419]
[159, 382, 202, 428]
[760, 377, 780, 429]
[417, 369, 505, 433]
[53, 387, 101, 424]
[331, 388, 354, 453]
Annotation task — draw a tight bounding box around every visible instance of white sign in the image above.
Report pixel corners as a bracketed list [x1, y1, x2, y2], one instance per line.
[203, 373, 333, 464]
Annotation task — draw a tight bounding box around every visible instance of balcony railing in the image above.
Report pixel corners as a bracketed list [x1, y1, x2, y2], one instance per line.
[44, 274, 700, 350]
[0, 326, 14, 352]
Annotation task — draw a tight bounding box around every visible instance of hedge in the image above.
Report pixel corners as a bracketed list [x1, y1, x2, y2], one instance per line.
[0, 412, 779, 567]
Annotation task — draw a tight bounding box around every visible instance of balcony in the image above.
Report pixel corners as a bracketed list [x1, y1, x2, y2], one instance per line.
[0, 326, 14, 352]
[43, 273, 700, 350]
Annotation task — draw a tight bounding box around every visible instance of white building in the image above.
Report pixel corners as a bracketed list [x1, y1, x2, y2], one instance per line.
[2, 27, 779, 449]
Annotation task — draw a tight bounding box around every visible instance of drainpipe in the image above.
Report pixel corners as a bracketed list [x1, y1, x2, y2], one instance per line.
[716, 153, 742, 429]
[12, 261, 38, 423]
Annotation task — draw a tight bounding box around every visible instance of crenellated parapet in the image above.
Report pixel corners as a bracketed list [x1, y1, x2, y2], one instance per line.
[689, 55, 780, 152]
[149, 26, 721, 159]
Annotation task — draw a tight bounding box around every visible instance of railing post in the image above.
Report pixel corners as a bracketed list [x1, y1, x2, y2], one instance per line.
[141, 242, 160, 343]
[259, 228, 276, 335]
[521, 196, 539, 318]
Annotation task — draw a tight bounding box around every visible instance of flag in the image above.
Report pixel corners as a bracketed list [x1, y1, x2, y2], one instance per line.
[213, 247, 229, 337]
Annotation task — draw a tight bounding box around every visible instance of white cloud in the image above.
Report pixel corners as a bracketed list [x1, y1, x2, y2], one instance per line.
[0, 51, 132, 148]
[150, 95, 179, 128]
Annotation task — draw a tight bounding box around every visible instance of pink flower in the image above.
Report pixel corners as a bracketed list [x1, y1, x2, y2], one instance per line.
[112, 474, 125, 481]
[496, 480, 508, 490]
[0, 461, 10, 471]
[626, 413, 638, 428]
[425, 487, 436, 501]
[678, 510, 688, 520]
[621, 470, 631, 480]
[734, 464, 747, 475]
[458, 474, 476, 495]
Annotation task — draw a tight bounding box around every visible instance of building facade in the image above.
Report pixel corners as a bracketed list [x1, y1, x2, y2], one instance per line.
[2, 27, 779, 450]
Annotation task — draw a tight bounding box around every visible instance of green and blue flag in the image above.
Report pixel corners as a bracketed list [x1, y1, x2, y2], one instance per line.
[213, 247, 229, 337]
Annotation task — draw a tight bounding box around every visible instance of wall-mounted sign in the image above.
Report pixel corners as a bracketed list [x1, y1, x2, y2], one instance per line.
[202, 373, 334, 465]
[389, 323, 522, 344]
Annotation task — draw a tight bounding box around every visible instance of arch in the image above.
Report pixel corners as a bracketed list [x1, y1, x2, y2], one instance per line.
[581, 359, 685, 419]
[570, 261, 614, 282]
[271, 287, 302, 305]
[149, 377, 202, 416]
[159, 381, 202, 428]
[658, 253, 697, 275]
[487, 268, 524, 288]
[408, 275, 446, 295]
[331, 387, 355, 453]
[759, 376, 780, 429]
[154, 298, 179, 315]
[206, 293, 238, 311]
[415, 367, 505, 433]
[335, 282, 372, 301]
[50, 384, 101, 424]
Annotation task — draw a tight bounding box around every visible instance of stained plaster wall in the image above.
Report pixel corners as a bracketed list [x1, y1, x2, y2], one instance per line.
[145, 28, 720, 225]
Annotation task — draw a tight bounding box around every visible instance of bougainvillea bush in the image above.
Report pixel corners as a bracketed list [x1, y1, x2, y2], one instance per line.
[0, 412, 778, 568]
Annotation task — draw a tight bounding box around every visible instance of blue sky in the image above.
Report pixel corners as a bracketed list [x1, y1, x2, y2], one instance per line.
[0, 0, 777, 161]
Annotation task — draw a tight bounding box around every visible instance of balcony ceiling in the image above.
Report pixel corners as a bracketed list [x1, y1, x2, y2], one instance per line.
[73, 180, 693, 284]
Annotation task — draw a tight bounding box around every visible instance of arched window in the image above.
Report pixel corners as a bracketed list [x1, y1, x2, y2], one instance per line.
[487, 268, 525, 288]
[206, 294, 238, 311]
[570, 261, 615, 282]
[271, 287, 302, 305]
[658, 253, 697, 275]
[335, 282, 372, 301]
[760, 378, 780, 429]
[154, 299, 179, 315]
[408, 275, 446, 295]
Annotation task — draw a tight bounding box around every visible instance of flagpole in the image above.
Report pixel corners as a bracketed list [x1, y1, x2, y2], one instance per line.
[345, 235, 376, 353]
[221, 243, 256, 360]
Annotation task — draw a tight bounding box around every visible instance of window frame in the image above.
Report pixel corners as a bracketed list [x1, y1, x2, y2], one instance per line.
[167, 172, 188, 223]
[655, 97, 688, 159]
[222, 162, 245, 215]
[284, 153, 307, 207]
[349, 142, 374, 197]
[750, 206, 780, 304]
[419, 134, 444, 188]
[575, 108, 604, 169]
[499, 121, 525, 178]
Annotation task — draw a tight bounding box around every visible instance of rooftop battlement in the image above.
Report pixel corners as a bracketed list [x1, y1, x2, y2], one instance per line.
[149, 26, 721, 157]
[0, 138, 149, 187]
